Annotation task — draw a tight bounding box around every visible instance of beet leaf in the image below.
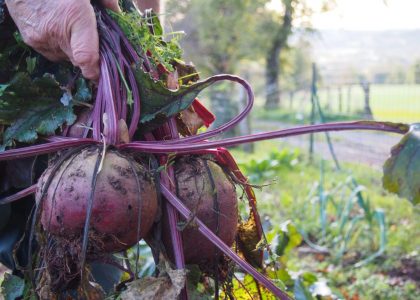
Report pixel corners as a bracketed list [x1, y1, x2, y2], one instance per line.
[136, 67, 213, 124]
[0, 73, 77, 149]
[383, 123, 420, 205]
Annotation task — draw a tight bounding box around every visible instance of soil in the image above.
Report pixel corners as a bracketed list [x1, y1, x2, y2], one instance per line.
[388, 257, 420, 287]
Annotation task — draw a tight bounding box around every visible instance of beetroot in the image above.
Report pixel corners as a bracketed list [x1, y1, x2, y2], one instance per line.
[162, 156, 238, 267]
[36, 146, 158, 253]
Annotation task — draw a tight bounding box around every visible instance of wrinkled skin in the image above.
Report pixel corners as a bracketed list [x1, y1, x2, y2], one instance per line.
[5, 0, 120, 80]
[5, 0, 160, 80]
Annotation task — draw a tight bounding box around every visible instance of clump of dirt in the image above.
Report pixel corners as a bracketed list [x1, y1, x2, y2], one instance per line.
[388, 257, 420, 287]
[42, 232, 106, 292]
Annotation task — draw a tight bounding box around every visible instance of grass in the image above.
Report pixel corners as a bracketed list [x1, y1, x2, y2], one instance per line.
[231, 141, 420, 254]
[251, 107, 365, 125]
[230, 141, 420, 299]
[370, 85, 420, 122]
[252, 84, 420, 124]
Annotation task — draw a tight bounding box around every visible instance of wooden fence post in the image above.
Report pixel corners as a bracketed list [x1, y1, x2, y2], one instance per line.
[360, 80, 373, 119]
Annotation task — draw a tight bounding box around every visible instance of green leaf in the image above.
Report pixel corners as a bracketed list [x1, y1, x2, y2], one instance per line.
[273, 221, 303, 257]
[25, 56, 37, 74]
[135, 68, 214, 128]
[74, 78, 91, 102]
[0, 73, 76, 148]
[383, 123, 420, 205]
[145, 9, 163, 36]
[109, 10, 182, 72]
[226, 274, 279, 299]
[294, 278, 314, 300]
[1, 273, 25, 300]
[0, 84, 9, 96]
[301, 272, 318, 286]
[3, 103, 75, 145]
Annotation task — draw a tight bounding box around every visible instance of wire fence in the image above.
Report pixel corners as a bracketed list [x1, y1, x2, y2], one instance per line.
[275, 65, 420, 123]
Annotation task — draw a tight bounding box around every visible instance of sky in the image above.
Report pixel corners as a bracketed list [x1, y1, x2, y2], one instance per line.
[268, 0, 420, 31]
[311, 0, 420, 31]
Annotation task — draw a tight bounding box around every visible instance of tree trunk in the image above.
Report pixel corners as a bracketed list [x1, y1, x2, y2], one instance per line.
[263, 0, 293, 109]
[264, 47, 281, 109]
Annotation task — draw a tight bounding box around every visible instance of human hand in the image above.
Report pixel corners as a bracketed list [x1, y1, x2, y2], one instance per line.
[5, 0, 121, 80]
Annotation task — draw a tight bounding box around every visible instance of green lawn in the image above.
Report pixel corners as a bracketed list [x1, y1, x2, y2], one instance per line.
[253, 84, 420, 124]
[230, 141, 420, 299]
[370, 85, 420, 122]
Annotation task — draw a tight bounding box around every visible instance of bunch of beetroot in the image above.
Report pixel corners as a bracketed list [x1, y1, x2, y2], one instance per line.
[0, 4, 410, 300]
[28, 6, 265, 299]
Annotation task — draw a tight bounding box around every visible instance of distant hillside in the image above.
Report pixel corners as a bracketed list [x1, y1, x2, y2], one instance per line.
[305, 30, 420, 83]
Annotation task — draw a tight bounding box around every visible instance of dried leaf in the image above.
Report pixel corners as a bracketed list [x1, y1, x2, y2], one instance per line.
[118, 119, 130, 143]
[119, 269, 186, 300]
[237, 212, 264, 269]
[173, 60, 200, 85]
[177, 106, 205, 136]
[167, 71, 179, 90]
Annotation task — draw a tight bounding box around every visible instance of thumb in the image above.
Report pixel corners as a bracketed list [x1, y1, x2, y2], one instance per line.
[69, 12, 100, 80]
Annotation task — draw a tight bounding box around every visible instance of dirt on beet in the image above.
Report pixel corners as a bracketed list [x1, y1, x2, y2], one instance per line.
[37, 146, 158, 253]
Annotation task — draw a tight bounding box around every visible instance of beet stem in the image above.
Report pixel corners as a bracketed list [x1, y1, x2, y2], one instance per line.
[0, 184, 36, 205]
[80, 147, 104, 278]
[158, 118, 189, 300]
[161, 184, 291, 300]
[0, 120, 401, 161]
[120, 121, 407, 154]
[144, 129, 187, 276]
[0, 139, 97, 161]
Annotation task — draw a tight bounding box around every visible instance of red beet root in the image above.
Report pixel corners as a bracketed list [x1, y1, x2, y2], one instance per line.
[36, 146, 158, 253]
[162, 156, 238, 267]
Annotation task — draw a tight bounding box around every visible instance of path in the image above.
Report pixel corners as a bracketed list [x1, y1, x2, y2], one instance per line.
[252, 121, 400, 170]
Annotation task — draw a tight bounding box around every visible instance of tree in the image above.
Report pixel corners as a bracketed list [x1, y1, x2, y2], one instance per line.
[166, 0, 257, 136]
[165, 0, 327, 115]
[253, 0, 334, 109]
[259, 0, 294, 109]
[166, 0, 257, 74]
